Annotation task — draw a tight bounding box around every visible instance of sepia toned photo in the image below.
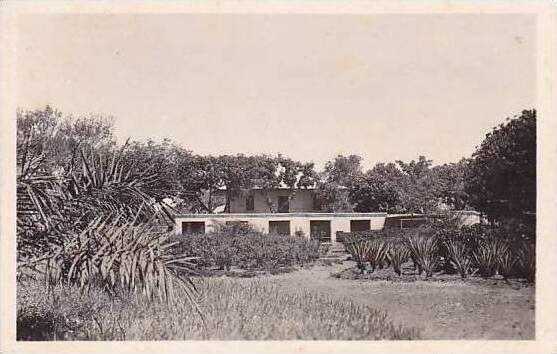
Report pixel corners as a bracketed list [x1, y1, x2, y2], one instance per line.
[1, 1, 556, 353]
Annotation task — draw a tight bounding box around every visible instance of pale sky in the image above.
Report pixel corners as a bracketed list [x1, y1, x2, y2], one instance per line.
[16, 14, 536, 169]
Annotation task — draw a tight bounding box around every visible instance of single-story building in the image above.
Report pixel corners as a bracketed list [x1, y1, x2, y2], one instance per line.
[175, 212, 387, 243]
[383, 211, 483, 229]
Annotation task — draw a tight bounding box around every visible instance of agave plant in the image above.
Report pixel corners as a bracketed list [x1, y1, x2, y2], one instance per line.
[472, 239, 507, 279]
[366, 239, 390, 272]
[342, 234, 364, 245]
[388, 242, 410, 276]
[405, 234, 440, 278]
[516, 242, 535, 282]
[498, 248, 517, 281]
[444, 239, 472, 278]
[345, 240, 371, 274]
[17, 142, 176, 261]
[67, 144, 174, 221]
[18, 215, 198, 304]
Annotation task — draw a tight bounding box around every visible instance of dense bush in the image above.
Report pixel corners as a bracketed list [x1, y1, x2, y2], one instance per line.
[425, 217, 535, 281]
[172, 224, 321, 271]
[339, 228, 416, 243]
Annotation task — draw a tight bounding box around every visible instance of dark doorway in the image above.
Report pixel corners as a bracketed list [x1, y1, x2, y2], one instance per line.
[278, 196, 290, 213]
[310, 220, 331, 242]
[182, 221, 205, 235]
[350, 220, 371, 232]
[269, 221, 291, 235]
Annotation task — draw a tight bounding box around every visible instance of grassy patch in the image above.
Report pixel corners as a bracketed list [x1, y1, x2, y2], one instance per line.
[17, 278, 418, 340]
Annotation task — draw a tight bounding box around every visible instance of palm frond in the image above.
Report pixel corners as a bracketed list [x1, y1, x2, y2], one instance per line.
[18, 216, 197, 304]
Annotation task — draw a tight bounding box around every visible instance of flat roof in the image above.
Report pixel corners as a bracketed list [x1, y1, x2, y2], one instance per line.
[386, 210, 481, 218]
[174, 212, 387, 219]
[214, 187, 317, 192]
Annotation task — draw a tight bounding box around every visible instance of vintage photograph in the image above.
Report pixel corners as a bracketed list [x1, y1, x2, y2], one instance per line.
[4, 3, 547, 346]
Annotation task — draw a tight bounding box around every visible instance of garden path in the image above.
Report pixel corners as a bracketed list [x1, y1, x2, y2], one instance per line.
[262, 262, 535, 339]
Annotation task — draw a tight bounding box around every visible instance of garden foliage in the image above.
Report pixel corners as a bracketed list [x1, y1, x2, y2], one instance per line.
[173, 223, 321, 271]
[17, 278, 419, 340]
[342, 219, 535, 281]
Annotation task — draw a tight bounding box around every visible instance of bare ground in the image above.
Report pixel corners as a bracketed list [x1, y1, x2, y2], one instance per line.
[258, 262, 535, 340]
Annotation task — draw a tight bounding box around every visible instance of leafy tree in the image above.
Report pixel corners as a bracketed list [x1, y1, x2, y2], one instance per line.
[268, 156, 319, 212]
[122, 138, 188, 201]
[315, 155, 362, 212]
[430, 159, 470, 211]
[315, 182, 353, 212]
[219, 154, 265, 212]
[297, 161, 319, 189]
[17, 106, 61, 178]
[349, 157, 471, 213]
[175, 154, 318, 213]
[350, 162, 403, 213]
[465, 109, 536, 222]
[322, 154, 363, 185]
[395, 156, 439, 213]
[17, 106, 116, 178]
[176, 155, 225, 213]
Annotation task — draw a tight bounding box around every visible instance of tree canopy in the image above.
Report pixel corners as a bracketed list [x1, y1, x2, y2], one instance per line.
[17, 105, 535, 223]
[346, 156, 470, 214]
[465, 109, 536, 222]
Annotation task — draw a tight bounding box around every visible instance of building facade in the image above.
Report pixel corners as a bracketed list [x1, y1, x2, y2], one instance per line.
[227, 188, 319, 213]
[384, 211, 483, 229]
[174, 188, 481, 243]
[175, 188, 386, 242]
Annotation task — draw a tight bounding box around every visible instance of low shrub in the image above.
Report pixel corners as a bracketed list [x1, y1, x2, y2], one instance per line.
[17, 278, 419, 340]
[172, 224, 320, 271]
[366, 239, 390, 272]
[472, 239, 507, 278]
[341, 220, 535, 282]
[444, 239, 472, 278]
[318, 242, 331, 257]
[388, 242, 410, 276]
[498, 249, 518, 281]
[405, 234, 440, 278]
[516, 242, 535, 282]
[339, 228, 415, 244]
[17, 217, 197, 304]
[345, 240, 372, 274]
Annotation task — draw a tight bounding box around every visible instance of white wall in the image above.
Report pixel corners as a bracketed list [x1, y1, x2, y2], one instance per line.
[175, 213, 387, 243]
[455, 211, 482, 226]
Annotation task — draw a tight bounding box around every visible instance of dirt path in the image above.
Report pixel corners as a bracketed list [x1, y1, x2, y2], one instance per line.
[261, 263, 535, 339]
